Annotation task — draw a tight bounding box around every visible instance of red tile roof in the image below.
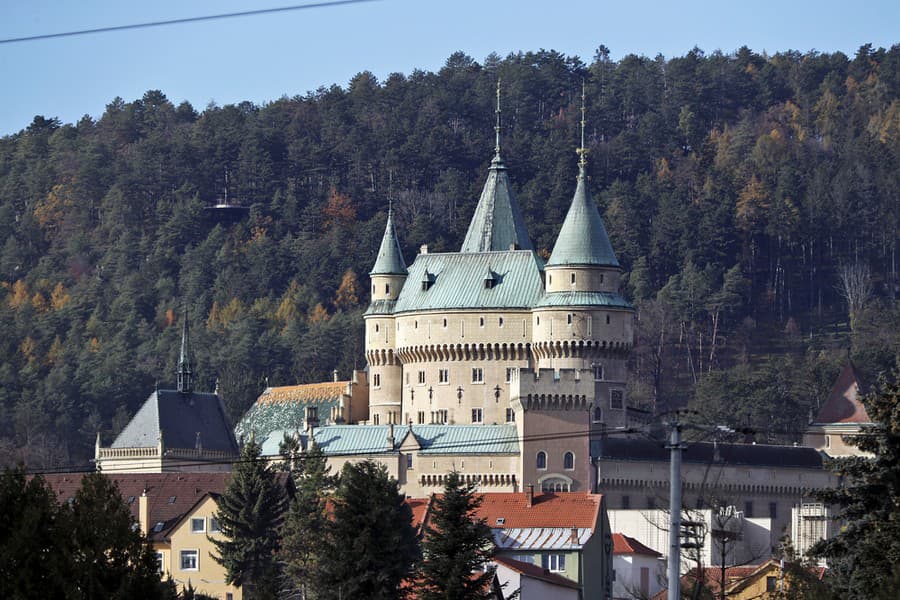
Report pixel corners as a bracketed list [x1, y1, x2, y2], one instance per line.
[41, 472, 231, 540]
[612, 533, 662, 557]
[814, 362, 871, 424]
[257, 382, 348, 405]
[493, 556, 580, 590]
[473, 492, 602, 530]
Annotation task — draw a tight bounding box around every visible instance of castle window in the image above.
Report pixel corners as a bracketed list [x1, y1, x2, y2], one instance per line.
[600, 273, 604, 283]
[417, 370, 426, 385]
[479, 317, 484, 327]
[471, 408, 483, 423]
[373, 374, 381, 388]
[371, 284, 375, 294]
[606, 314, 611, 324]
[443, 318, 447, 328]
[498, 316, 504, 327]
[373, 414, 380, 425]
[506, 368, 513, 382]
[564, 452, 575, 470]
[536, 316, 540, 326]
[769, 502, 778, 519]
[417, 411, 425, 424]
[548, 274, 552, 285]
[622, 495, 631, 509]
[438, 369, 449, 384]
[472, 368, 484, 383]
[592, 364, 603, 381]
[415, 320, 418, 329]
[593, 406, 603, 423]
[407, 454, 413, 470]
[570, 272, 576, 284]
[385, 283, 390, 294]
[506, 408, 515, 422]
[745, 501, 754, 518]
[567, 314, 573, 325]
[610, 390, 624, 410]
[536, 451, 547, 470]
[375, 323, 380, 333]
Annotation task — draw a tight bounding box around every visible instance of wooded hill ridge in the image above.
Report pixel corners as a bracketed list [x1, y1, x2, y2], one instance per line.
[1, 45, 897, 468]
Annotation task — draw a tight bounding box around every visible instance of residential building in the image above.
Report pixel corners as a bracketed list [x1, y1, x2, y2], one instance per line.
[493, 556, 581, 600]
[611, 533, 664, 600]
[803, 361, 872, 457]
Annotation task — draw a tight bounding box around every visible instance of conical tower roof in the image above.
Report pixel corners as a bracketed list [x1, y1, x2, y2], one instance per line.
[177, 308, 193, 394]
[370, 209, 407, 275]
[546, 165, 619, 268]
[460, 80, 533, 253]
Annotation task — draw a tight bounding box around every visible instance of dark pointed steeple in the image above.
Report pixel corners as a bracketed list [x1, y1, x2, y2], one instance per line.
[547, 84, 619, 268]
[460, 79, 533, 253]
[177, 308, 193, 394]
[370, 204, 407, 275]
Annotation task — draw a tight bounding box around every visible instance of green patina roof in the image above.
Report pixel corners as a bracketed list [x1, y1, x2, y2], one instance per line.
[234, 389, 343, 444]
[460, 155, 534, 253]
[393, 250, 545, 313]
[258, 424, 520, 456]
[364, 299, 396, 316]
[370, 210, 407, 275]
[534, 291, 633, 310]
[546, 166, 620, 268]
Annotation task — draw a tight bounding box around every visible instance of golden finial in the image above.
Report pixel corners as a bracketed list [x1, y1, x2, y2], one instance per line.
[494, 78, 502, 159]
[576, 79, 589, 170]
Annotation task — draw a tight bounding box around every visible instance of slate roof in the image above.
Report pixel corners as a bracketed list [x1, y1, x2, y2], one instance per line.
[263, 424, 520, 456]
[612, 533, 662, 557]
[534, 290, 633, 309]
[370, 210, 407, 275]
[493, 556, 581, 590]
[813, 362, 871, 424]
[592, 438, 825, 469]
[41, 472, 231, 541]
[234, 383, 349, 444]
[112, 389, 239, 455]
[460, 154, 534, 253]
[546, 167, 620, 268]
[392, 250, 545, 313]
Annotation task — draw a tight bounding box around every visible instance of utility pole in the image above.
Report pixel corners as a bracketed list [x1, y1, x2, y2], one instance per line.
[667, 415, 684, 600]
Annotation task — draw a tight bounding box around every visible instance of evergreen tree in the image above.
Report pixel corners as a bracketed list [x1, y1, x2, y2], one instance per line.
[418, 471, 497, 600]
[811, 379, 900, 599]
[279, 437, 334, 599]
[319, 460, 419, 600]
[211, 439, 288, 600]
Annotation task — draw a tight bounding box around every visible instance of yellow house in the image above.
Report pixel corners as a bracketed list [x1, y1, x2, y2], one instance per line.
[655, 559, 826, 600]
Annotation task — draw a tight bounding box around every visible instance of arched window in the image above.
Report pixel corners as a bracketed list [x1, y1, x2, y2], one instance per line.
[564, 452, 574, 470]
[536, 451, 547, 470]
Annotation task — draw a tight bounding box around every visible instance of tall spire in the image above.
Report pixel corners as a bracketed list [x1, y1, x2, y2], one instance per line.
[546, 85, 620, 268]
[370, 207, 407, 275]
[460, 79, 534, 253]
[177, 308, 193, 394]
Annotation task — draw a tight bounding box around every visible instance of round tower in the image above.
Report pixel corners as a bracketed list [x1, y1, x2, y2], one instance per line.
[365, 209, 406, 425]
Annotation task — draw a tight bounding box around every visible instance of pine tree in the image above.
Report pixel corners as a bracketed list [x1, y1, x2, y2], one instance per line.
[418, 471, 497, 600]
[319, 460, 419, 600]
[279, 437, 334, 599]
[211, 439, 288, 600]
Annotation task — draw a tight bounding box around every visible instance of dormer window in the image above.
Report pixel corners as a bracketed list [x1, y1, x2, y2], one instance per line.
[421, 270, 435, 291]
[484, 268, 497, 289]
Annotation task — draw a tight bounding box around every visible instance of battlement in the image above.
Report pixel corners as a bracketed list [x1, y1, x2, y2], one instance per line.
[510, 368, 594, 411]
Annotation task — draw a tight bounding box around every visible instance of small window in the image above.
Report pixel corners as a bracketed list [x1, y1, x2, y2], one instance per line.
[371, 284, 375, 294]
[479, 317, 485, 327]
[155, 552, 164, 574]
[498, 316, 504, 327]
[373, 373, 381, 388]
[600, 273, 604, 283]
[647, 497, 656, 509]
[443, 318, 447, 327]
[127, 495, 135, 504]
[472, 368, 484, 383]
[385, 283, 390, 294]
[505, 407, 515, 423]
[180, 550, 198, 571]
[824, 435, 831, 448]
[373, 414, 380, 425]
[418, 370, 426, 384]
[593, 406, 603, 422]
[168, 496, 176, 504]
[548, 274, 552, 285]
[437, 409, 448, 424]
[592, 364, 603, 381]
[406, 454, 413, 470]
[439, 369, 449, 383]
[622, 495, 631, 509]
[766, 576, 777, 592]
[567, 314, 573, 325]
[209, 517, 220, 533]
[417, 411, 425, 424]
[610, 390, 624, 410]
[536, 451, 547, 470]
[471, 408, 483, 423]
[496, 517, 506, 525]
[505, 368, 513, 382]
[536, 316, 540, 325]
[606, 314, 611, 324]
[570, 272, 576, 284]
[153, 522, 165, 533]
[745, 501, 754, 518]
[541, 554, 566, 572]
[190, 518, 205, 533]
[414, 320, 418, 329]
[564, 452, 574, 470]
[375, 323, 380, 333]
[769, 502, 778, 519]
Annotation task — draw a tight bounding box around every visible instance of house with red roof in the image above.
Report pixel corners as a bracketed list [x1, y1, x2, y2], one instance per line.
[611, 533, 663, 599]
[803, 361, 872, 456]
[410, 487, 614, 599]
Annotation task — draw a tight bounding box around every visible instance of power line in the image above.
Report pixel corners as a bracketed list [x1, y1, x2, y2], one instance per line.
[0, 0, 380, 45]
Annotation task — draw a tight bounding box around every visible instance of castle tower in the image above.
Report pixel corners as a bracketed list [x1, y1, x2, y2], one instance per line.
[365, 208, 407, 424]
[532, 87, 634, 426]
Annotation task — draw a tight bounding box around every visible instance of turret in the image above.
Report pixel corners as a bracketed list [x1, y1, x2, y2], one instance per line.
[369, 208, 407, 303]
[177, 308, 193, 394]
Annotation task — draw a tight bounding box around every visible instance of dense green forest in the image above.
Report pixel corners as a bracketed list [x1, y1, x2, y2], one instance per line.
[0, 44, 897, 468]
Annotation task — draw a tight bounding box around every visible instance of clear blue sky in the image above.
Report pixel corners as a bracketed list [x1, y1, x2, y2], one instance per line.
[1, 0, 897, 136]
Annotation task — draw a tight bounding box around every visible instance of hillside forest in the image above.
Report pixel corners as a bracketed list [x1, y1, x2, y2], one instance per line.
[0, 44, 897, 468]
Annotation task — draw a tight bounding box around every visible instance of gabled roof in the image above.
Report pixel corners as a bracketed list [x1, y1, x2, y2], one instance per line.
[593, 438, 825, 469]
[460, 155, 533, 253]
[370, 210, 407, 275]
[112, 389, 239, 456]
[41, 472, 231, 541]
[612, 533, 662, 557]
[393, 250, 544, 313]
[493, 556, 581, 590]
[546, 166, 619, 268]
[812, 362, 871, 424]
[474, 491, 601, 531]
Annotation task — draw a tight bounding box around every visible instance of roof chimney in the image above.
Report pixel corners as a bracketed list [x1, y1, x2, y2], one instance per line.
[526, 484, 534, 508]
[387, 422, 396, 449]
[333, 369, 339, 382]
[139, 490, 150, 536]
[420, 244, 429, 254]
[570, 526, 579, 545]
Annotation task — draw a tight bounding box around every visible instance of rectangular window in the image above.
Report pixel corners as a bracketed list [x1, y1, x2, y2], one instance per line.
[437, 409, 448, 424]
[610, 389, 624, 410]
[472, 368, 483, 383]
[417, 370, 426, 385]
[471, 408, 483, 423]
[505, 367, 513, 382]
[209, 517, 220, 533]
[190, 517, 205, 533]
[156, 552, 164, 574]
[373, 373, 381, 388]
[769, 502, 778, 519]
[505, 408, 515, 423]
[592, 364, 603, 381]
[417, 411, 425, 424]
[439, 369, 449, 383]
[766, 576, 777, 592]
[745, 501, 754, 518]
[406, 454, 413, 470]
[541, 554, 566, 572]
[622, 495, 631, 509]
[567, 313, 573, 325]
[373, 414, 380, 425]
[180, 550, 198, 571]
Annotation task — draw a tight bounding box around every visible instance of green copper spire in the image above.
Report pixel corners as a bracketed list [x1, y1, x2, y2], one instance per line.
[177, 308, 193, 394]
[460, 80, 534, 253]
[546, 86, 620, 268]
[370, 207, 407, 275]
